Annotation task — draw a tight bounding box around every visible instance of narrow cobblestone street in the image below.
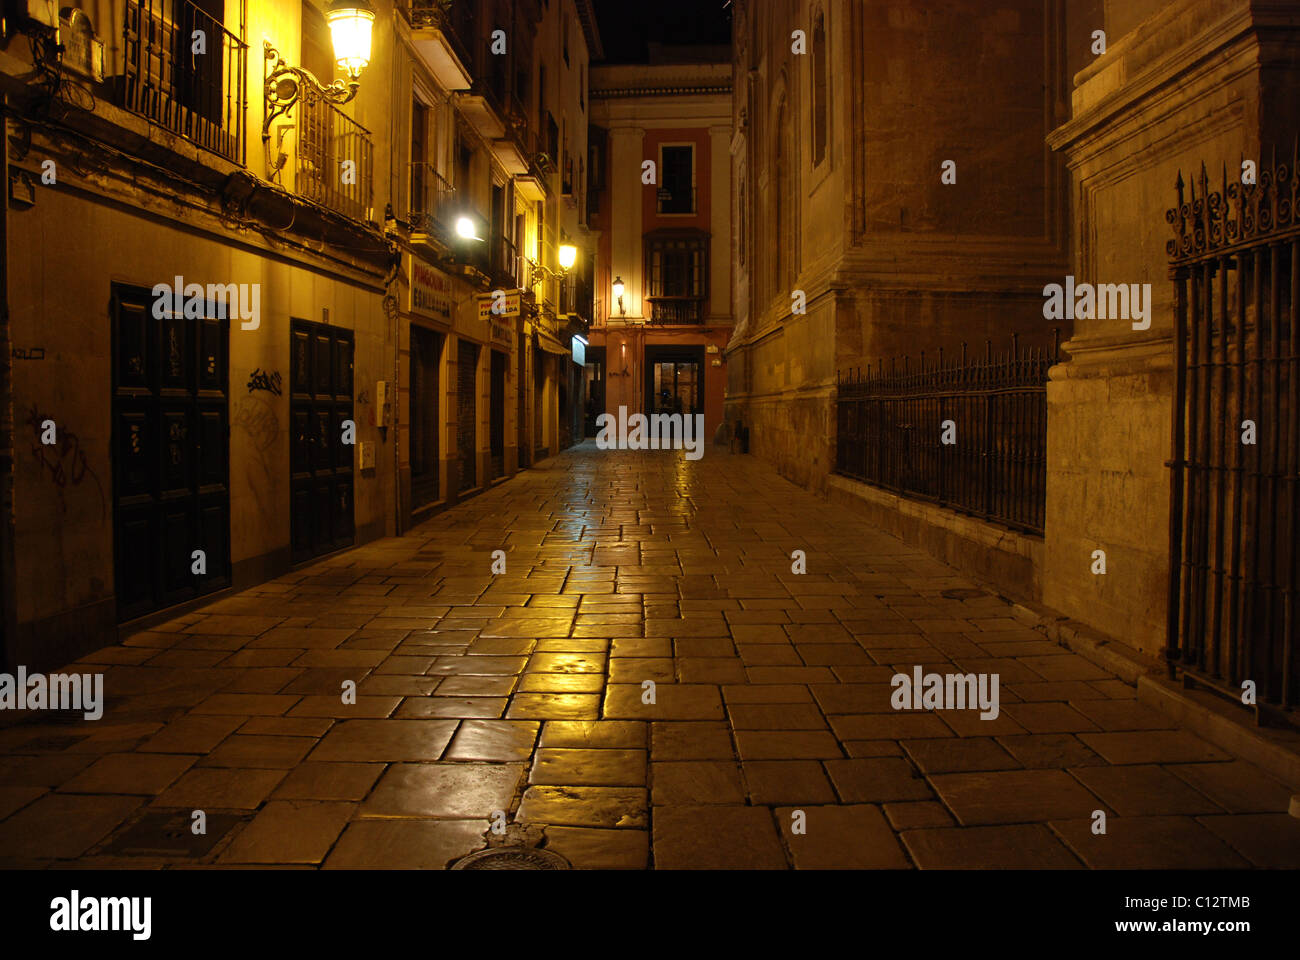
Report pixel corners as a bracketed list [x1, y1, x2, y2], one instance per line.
[1, 444, 1296, 870]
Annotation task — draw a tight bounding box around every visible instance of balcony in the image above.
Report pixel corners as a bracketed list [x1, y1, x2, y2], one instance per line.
[656, 186, 697, 215]
[409, 162, 458, 248]
[120, 0, 247, 164]
[295, 92, 374, 222]
[455, 78, 507, 141]
[560, 272, 594, 323]
[646, 296, 706, 325]
[401, 0, 473, 90]
[490, 234, 523, 288]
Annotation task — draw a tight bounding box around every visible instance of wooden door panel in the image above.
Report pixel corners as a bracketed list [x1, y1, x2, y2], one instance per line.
[291, 484, 313, 562]
[115, 509, 155, 620]
[196, 408, 226, 489]
[290, 319, 354, 561]
[160, 410, 192, 495]
[198, 500, 230, 589]
[291, 330, 312, 396]
[112, 284, 229, 622]
[115, 303, 150, 390]
[160, 503, 194, 603]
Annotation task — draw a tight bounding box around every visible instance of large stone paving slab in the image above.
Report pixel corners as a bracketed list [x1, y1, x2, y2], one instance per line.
[930, 770, 1109, 825]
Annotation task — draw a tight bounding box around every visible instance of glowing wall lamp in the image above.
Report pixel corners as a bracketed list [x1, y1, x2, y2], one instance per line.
[325, 0, 376, 79]
[528, 244, 579, 286]
[612, 276, 625, 317]
[456, 216, 483, 241]
[263, 0, 375, 145]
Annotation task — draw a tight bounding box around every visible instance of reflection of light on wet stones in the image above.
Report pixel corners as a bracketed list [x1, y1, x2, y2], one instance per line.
[450, 847, 572, 870]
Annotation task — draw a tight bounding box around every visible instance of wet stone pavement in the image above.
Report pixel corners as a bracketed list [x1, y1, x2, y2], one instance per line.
[2, 442, 1298, 870]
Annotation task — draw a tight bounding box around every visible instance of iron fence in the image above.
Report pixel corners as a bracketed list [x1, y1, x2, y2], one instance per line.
[835, 333, 1058, 536]
[1166, 149, 1300, 714]
[121, 0, 247, 164]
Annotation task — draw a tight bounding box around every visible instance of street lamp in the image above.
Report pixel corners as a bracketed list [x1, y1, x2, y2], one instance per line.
[325, 0, 376, 79]
[528, 245, 579, 286]
[612, 276, 625, 317]
[262, 0, 375, 144]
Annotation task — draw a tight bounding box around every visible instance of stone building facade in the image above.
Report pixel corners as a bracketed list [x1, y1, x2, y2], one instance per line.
[1045, 0, 1300, 661]
[0, 0, 598, 670]
[393, 0, 599, 530]
[726, 0, 1073, 491]
[728, 0, 1300, 683]
[586, 56, 733, 441]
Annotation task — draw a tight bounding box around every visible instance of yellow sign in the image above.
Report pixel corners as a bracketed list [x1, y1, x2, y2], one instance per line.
[477, 290, 521, 320]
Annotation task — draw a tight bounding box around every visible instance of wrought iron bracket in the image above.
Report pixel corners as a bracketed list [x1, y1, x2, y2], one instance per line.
[525, 257, 565, 287]
[262, 41, 358, 144]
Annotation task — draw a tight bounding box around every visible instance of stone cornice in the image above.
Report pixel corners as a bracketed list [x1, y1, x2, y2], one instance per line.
[1046, 0, 1287, 157]
[1052, 334, 1177, 378]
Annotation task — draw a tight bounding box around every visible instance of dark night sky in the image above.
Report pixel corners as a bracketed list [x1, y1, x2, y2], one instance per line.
[591, 0, 732, 63]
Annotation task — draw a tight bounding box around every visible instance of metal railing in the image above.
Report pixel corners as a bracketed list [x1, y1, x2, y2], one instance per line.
[295, 91, 374, 222]
[121, 0, 247, 164]
[409, 162, 457, 238]
[647, 296, 705, 324]
[657, 186, 696, 215]
[835, 334, 1058, 536]
[1166, 151, 1300, 714]
[561, 272, 594, 320]
[491, 234, 522, 287]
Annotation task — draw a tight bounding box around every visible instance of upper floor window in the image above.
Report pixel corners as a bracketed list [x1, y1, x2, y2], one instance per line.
[658, 144, 695, 215]
[738, 176, 746, 268]
[646, 231, 708, 299]
[774, 98, 792, 296]
[411, 99, 428, 211]
[538, 64, 547, 125]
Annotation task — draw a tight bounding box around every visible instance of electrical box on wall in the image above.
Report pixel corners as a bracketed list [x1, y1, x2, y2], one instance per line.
[374, 380, 394, 428]
[358, 441, 376, 470]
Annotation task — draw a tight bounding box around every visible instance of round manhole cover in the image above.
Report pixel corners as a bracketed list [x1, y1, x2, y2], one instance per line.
[451, 847, 572, 870]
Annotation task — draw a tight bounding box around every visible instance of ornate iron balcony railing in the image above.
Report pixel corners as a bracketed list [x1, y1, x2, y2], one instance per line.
[295, 90, 374, 222]
[121, 0, 247, 164]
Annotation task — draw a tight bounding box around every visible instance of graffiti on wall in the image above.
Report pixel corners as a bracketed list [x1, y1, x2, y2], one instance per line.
[232, 394, 280, 532]
[247, 368, 282, 396]
[232, 395, 279, 453]
[25, 404, 106, 521]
